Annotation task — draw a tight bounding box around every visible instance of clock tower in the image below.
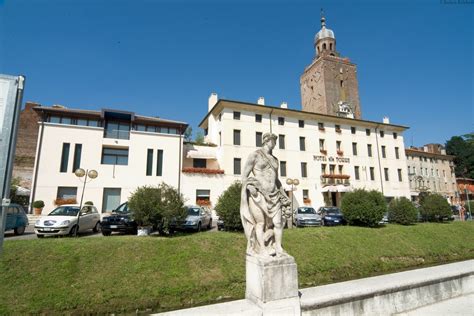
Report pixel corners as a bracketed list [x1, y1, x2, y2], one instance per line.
[300, 14, 362, 119]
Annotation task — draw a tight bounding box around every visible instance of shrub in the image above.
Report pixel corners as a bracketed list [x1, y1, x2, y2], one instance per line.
[32, 200, 45, 208]
[84, 201, 94, 205]
[128, 184, 187, 232]
[388, 197, 418, 225]
[419, 194, 452, 222]
[341, 189, 386, 227]
[215, 181, 243, 230]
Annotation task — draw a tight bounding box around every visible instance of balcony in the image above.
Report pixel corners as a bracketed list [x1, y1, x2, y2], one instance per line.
[182, 167, 224, 175]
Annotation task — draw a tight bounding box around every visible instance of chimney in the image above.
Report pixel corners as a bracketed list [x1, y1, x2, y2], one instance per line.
[382, 116, 390, 124]
[208, 92, 218, 112]
[24, 101, 40, 111]
[257, 97, 265, 105]
[441, 149, 446, 155]
[423, 146, 428, 152]
[280, 102, 288, 109]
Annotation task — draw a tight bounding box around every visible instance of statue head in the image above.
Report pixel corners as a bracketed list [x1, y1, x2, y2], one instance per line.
[262, 133, 278, 149]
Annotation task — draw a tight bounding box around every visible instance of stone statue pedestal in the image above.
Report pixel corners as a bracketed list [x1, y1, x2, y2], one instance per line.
[245, 254, 301, 315]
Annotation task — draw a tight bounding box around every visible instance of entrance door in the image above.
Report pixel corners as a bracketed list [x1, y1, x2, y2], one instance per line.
[331, 192, 337, 207]
[102, 188, 121, 213]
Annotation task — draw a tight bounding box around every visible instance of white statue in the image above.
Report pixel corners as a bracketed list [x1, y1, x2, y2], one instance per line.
[240, 133, 292, 258]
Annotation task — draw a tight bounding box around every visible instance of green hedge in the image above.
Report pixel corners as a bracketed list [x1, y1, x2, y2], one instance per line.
[341, 189, 386, 227]
[419, 194, 452, 222]
[388, 197, 418, 225]
[215, 181, 243, 230]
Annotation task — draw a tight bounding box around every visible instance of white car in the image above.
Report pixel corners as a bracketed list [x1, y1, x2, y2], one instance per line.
[34, 204, 101, 238]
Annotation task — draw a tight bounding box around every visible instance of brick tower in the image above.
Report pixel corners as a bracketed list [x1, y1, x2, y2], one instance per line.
[300, 13, 362, 119]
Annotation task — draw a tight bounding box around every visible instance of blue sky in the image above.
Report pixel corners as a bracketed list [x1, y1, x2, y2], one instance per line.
[1, 0, 472, 147]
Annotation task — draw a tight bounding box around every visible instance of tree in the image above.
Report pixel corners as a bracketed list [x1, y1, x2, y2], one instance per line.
[215, 181, 243, 230]
[388, 197, 418, 225]
[184, 126, 192, 142]
[128, 184, 187, 233]
[195, 131, 205, 145]
[446, 134, 474, 178]
[419, 193, 452, 222]
[340, 189, 386, 227]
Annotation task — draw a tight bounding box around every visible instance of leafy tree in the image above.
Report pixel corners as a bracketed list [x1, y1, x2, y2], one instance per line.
[195, 131, 205, 145]
[215, 181, 243, 230]
[388, 197, 418, 225]
[419, 194, 452, 222]
[128, 184, 187, 233]
[446, 134, 474, 178]
[184, 126, 192, 142]
[341, 189, 386, 227]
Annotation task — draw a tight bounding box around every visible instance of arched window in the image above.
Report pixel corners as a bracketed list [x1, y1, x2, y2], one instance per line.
[323, 43, 327, 50]
[330, 43, 333, 50]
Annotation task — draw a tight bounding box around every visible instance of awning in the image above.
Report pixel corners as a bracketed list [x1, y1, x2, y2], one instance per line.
[321, 185, 351, 193]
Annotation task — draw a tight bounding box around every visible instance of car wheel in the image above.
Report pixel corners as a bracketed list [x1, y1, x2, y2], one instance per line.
[36, 234, 44, 238]
[14, 226, 26, 235]
[102, 230, 111, 236]
[69, 225, 79, 237]
[208, 219, 212, 230]
[93, 222, 101, 233]
[197, 222, 202, 232]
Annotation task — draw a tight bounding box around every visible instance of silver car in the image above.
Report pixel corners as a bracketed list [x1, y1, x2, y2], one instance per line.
[171, 206, 212, 232]
[34, 204, 101, 237]
[294, 207, 322, 227]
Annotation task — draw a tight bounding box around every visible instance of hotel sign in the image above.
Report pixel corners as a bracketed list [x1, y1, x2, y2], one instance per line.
[313, 155, 351, 164]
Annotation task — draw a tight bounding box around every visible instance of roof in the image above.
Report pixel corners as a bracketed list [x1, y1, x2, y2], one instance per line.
[199, 99, 409, 131]
[33, 105, 188, 126]
[405, 148, 455, 160]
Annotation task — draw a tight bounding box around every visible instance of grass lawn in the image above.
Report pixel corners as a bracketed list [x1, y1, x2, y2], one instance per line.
[1, 222, 473, 314]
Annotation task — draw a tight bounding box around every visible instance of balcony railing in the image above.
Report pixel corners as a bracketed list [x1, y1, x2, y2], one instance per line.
[182, 167, 224, 175]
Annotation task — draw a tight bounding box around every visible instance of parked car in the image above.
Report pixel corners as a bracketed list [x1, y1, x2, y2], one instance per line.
[293, 207, 322, 227]
[318, 206, 346, 226]
[101, 202, 137, 236]
[3, 203, 29, 235]
[170, 206, 212, 232]
[34, 204, 101, 238]
[379, 212, 389, 224]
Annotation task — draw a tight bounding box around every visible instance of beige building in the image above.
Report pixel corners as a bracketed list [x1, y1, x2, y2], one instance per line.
[405, 144, 457, 203]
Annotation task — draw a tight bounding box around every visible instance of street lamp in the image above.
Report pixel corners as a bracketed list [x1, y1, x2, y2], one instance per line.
[286, 178, 300, 228]
[74, 168, 98, 236]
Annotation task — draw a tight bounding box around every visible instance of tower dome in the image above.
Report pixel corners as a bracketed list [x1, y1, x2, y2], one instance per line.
[314, 16, 335, 44]
[314, 12, 337, 57]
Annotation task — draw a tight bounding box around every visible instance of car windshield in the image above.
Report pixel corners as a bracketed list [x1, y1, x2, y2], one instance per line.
[298, 207, 316, 214]
[187, 207, 201, 216]
[322, 207, 341, 215]
[49, 206, 79, 216]
[114, 203, 129, 214]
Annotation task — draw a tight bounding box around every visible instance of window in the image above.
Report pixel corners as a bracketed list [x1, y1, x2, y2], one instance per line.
[338, 165, 343, 175]
[335, 125, 341, 133]
[319, 139, 325, 150]
[255, 114, 262, 123]
[233, 111, 240, 120]
[370, 167, 375, 180]
[329, 164, 335, 175]
[136, 124, 146, 131]
[318, 122, 325, 130]
[301, 162, 307, 178]
[72, 144, 82, 172]
[380, 130, 385, 138]
[395, 147, 400, 159]
[193, 158, 206, 168]
[384, 168, 389, 181]
[351, 127, 356, 134]
[280, 161, 287, 177]
[398, 169, 403, 182]
[50, 116, 61, 123]
[299, 137, 306, 151]
[336, 141, 341, 151]
[256, 132, 263, 147]
[278, 117, 285, 125]
[234, 158, 241, 175]
[57, 187, 77, 200]
[354, 166, 360, 180]
[321, 164, 327, 174]
[146, 149, 153, 176]
[105, 121, 130, 140]
[298, 120, 304, 128]
[393, 132, 398, 139]
[279, 134, 285, 149]
[352, 142, 358, 156]
[367, 144, 373, 157]
[382, 146, 386, 158]
[196, 189, 210, 204]
[303, 189, 309, 200]
[233, 130, 241, 145]
[60, 143, 70, 173]
[366, 128, 371, 136]
[101, 147, 129, 165]
[156, 150, 163, 176]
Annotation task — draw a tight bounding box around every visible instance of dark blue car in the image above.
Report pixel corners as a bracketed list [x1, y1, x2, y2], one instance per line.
[318, 206, 346, 226]
[4, 203, 29, 235]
